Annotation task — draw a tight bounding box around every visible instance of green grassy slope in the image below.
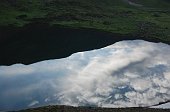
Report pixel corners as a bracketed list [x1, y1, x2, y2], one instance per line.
[0, 0, 170, 42]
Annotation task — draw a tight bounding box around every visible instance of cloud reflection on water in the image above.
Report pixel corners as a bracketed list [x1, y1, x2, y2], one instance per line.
[0, 40, 170, 111]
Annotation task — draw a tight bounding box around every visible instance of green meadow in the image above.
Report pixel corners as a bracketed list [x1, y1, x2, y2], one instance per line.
[0, 0, 170, 42]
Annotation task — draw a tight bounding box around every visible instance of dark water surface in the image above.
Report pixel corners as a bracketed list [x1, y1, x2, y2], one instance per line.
[0, 24, 170, 111]
[0, 23, 165, 65]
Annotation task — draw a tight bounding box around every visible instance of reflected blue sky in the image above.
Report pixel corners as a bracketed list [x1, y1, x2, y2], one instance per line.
[0, 40, 170, 111]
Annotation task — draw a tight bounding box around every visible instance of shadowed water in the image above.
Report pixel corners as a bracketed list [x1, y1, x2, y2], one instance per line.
[0, 40, 170, 111]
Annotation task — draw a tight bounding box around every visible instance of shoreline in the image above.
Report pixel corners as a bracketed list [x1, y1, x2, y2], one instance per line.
[0, 23, 169, 65]
[14, 105, 170, 112]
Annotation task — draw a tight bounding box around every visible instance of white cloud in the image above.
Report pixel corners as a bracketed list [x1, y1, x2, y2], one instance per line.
[28, 100, 39, 107]
[57, 40, 170, 107]
[130, 79, 151, 91]
[0, 40, 170, 110]
[164, 72, 170, 81]
[0, 64, 35, 76]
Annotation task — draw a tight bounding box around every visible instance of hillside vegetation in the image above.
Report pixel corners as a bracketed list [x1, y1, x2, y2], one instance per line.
[0, 0, 170, 41]
[16, 105, 170, 112]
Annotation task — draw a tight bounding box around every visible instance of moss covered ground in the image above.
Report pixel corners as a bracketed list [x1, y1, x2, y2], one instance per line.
[0, 0, 170, 42]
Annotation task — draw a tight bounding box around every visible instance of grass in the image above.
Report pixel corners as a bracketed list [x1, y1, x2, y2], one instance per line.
[0, 0, 170, 42]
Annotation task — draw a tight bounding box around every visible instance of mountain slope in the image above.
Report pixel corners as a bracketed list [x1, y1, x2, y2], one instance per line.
[16, 105, 170, 112]
[0, 0, 169, 36]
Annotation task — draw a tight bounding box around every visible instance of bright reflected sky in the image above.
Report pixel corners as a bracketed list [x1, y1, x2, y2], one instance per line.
[0, 40, 170, 111]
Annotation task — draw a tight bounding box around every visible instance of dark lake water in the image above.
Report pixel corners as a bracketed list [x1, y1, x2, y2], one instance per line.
[0, 40, 170, 111]
[1, 23, 165, 66]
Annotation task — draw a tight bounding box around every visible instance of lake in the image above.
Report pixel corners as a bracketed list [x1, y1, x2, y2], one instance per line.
[0, 40, 170, 111]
